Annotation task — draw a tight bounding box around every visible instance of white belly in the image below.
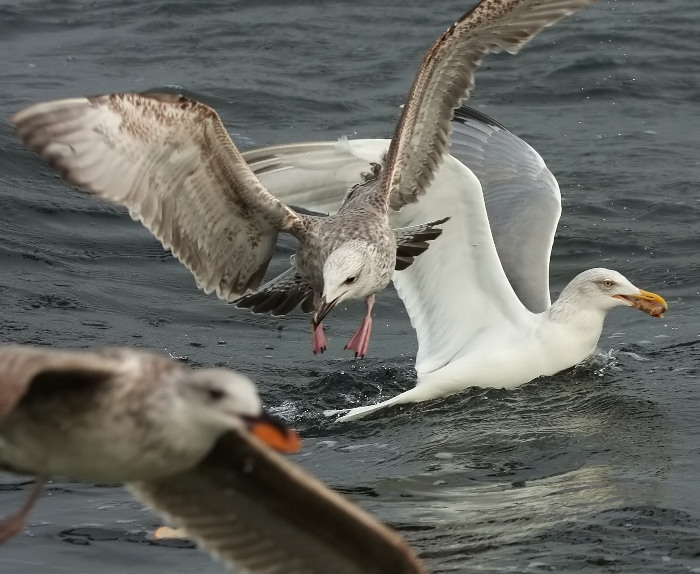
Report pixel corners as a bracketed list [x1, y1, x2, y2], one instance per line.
[0, 415, 211, 482]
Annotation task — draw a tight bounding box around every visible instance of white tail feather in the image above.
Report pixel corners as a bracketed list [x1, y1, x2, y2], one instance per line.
[330, 389, 423, 422]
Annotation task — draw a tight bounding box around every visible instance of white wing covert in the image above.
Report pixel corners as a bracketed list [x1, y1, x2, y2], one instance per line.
[449, 106, 561, 312]
[243, 139, 388, 215]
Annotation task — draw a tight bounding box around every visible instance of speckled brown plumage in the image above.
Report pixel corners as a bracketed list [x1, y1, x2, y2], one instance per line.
[383, 0, 598, 211]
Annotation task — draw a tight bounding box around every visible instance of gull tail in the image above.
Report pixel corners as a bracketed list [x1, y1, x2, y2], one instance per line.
[326, 388, 423, 422]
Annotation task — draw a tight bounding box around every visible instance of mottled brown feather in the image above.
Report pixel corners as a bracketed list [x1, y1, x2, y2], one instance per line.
[130, 432, 426, 574]
[11, 92, 307, 300]
[233, 266, 314, 316]
[380, 0, 597, 211]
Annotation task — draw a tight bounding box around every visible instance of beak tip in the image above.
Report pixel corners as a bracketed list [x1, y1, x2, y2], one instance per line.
[246, 411, 302, 454]
[249, 423, 301, 454]
[313, 294, 344, 329]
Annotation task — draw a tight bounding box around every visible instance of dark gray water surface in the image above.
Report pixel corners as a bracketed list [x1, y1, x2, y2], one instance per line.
[1, 0, 699, 572]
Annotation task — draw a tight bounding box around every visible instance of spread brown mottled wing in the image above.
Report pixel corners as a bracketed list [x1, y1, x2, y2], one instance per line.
[382, 0, 596, 211]
[129, 432, 426, 574]
[12, 93, 305, 300]
[0, 346, 119, 422]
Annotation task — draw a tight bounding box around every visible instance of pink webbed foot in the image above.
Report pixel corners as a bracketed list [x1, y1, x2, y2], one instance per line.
[312, 321, 327, 355]
[0, 480, 45, 544]
[344, 315, 373, 358]
[345, 295, 375, 358]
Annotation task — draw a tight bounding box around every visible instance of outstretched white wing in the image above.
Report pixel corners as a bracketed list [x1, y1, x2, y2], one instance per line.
[389, 157, 531, 375]
[449, 106, 561, 313]
[243, 138, 385, 215]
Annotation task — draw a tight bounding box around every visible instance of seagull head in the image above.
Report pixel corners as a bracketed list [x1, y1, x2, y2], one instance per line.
[178, 369, 300, 453]
[565, 268, 667, 317]
[313, 240, 388, 329]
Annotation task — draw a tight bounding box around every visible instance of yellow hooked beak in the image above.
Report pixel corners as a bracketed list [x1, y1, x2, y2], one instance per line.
[613, 289, 667, 318]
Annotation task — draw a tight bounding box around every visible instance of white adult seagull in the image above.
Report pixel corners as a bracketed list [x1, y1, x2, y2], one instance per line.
[13, 0, 599, 359]
[239, 105, 667, 421]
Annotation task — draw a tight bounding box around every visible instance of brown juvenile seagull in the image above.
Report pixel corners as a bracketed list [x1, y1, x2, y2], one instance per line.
[13, 0, 598, 359]
[0, 346, 426, 574]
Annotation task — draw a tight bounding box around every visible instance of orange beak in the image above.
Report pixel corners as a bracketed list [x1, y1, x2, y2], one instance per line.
[244, 410, 301, 453]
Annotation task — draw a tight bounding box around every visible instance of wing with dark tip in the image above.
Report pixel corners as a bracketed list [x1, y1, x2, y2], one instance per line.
[449, 105, 561, 312]
[12, 92, 305, 300]
[381, 0, 596, 211]
[233, 266, 314, 316]
[128, 432, 426, 574]
[394, 217, 450, 271]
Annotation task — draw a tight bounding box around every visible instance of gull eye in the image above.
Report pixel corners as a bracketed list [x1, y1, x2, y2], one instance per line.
[602, 280, 614, 288]
[206, 388, 225, 401]
[345, 276, 357, 284]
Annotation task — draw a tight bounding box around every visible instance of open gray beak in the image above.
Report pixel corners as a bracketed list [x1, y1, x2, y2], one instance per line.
[311, 295, 342, 331]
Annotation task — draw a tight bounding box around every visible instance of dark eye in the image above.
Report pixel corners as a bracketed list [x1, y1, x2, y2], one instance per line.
[345, 276, 357, 284]
[207, 388, 225, 401]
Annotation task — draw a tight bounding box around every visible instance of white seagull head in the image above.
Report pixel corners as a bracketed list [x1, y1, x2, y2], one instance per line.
[560, 268, 667, 316]
[176, 369, 261, 430]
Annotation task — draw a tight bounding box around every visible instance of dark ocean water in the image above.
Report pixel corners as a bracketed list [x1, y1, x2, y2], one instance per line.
[1, 0, 699, 572]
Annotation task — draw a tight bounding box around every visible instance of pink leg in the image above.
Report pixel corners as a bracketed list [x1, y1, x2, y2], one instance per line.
[312, 321, 327, 355]
[0, 479, 45, 544]
[345, 295, 375, 358]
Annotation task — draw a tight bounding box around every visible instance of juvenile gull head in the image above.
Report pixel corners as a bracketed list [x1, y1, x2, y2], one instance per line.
[0, 345, 296, 485]
[312, 240, 391, 329]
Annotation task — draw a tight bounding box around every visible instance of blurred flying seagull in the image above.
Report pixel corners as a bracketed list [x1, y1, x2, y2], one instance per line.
[0, 345, 426, 573]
